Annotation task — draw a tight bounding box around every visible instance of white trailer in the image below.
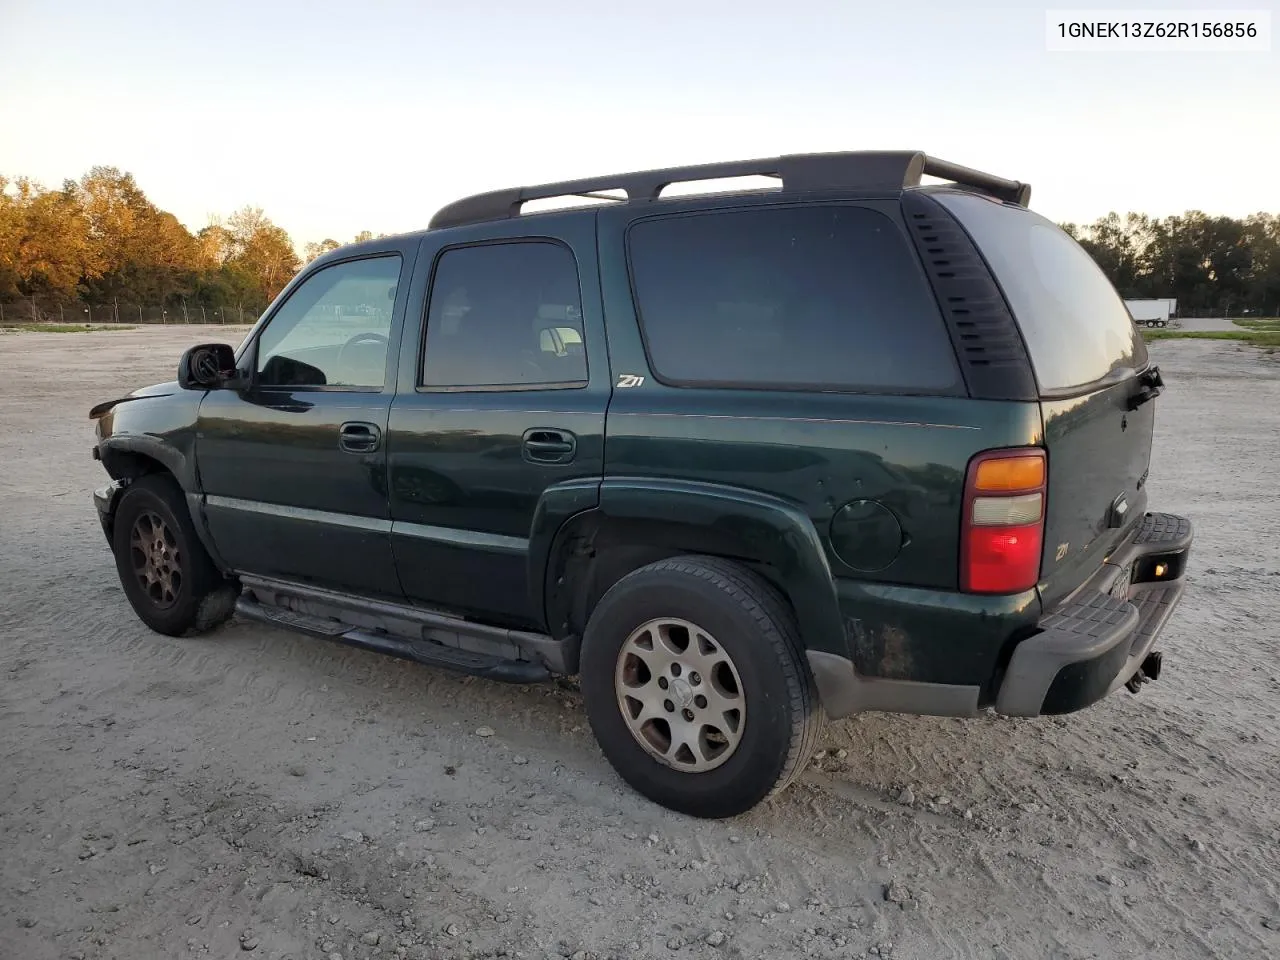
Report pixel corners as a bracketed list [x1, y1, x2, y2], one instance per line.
[1124, 298, 1177, 328]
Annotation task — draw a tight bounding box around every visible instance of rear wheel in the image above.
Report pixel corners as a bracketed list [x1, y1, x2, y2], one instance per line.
[111, 474, 239, 636]
[580, 556, 824, 818]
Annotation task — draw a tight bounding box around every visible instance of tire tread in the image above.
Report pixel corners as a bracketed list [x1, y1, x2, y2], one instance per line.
[639, 555, 824, 800]
[583, 554, 824, 816]
[112, 472, 238, 637]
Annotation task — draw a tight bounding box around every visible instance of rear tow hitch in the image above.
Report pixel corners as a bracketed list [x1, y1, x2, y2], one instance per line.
[1125, 651, 1163, 693]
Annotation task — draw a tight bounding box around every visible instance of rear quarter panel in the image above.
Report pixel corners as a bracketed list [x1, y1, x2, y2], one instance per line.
[595, 196, 1044, 592]
[601, 389, 1041, 590]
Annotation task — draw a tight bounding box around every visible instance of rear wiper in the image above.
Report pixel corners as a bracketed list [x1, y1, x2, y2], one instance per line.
[1127, 365, 1164, 410]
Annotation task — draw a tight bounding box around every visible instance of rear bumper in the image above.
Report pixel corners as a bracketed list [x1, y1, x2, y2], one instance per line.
[995, 511, 1193, 717]
[806, 511, 1192, 720]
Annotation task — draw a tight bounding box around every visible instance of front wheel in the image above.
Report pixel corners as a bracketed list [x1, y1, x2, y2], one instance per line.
[580, 556, 824, 819]
[111, 474, 239, 636]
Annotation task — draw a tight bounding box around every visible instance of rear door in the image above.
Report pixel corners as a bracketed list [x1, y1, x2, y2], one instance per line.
[386, 213, 610, 629]
[935, 192, 1157, 609]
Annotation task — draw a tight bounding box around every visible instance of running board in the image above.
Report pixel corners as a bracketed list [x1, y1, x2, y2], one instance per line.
[235, 596, 551, 684]
[233, 578, 560, 684]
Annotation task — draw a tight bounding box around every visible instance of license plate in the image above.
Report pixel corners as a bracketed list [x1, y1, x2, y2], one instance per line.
[1110, 562, 1133, 600]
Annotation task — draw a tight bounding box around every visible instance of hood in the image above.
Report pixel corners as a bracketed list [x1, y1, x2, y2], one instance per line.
[89, 380, 179, 420]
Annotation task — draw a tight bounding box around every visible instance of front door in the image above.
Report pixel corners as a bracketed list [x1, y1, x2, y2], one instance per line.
[386, 214, 610, 629]
[196, 245, 414, 599]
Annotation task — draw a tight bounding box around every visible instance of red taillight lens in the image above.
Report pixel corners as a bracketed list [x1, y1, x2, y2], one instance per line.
[961, 448, 1047, 594]
[964, 523, 1044, 593]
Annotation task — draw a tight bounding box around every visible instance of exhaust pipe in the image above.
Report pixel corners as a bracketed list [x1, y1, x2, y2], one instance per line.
[1124, 651, 1163, 693]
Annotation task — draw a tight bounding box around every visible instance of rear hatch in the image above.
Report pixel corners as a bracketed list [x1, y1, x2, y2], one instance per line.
[934, 191, 1159, 609]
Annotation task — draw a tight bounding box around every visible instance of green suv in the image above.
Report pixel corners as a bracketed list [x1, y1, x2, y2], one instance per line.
[90, 151, 1193, 818]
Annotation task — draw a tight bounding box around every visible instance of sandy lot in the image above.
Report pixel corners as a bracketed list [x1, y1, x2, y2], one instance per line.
[1, 326, 1278, 960]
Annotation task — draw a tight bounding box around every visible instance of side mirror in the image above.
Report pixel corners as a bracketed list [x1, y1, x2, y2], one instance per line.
[178, 343, 246, 390]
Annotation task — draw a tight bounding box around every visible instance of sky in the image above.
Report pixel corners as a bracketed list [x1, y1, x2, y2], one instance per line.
[1, 0, 1277, 250]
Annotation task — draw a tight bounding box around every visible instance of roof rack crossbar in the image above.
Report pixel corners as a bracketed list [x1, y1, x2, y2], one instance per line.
[428, 151, 1029, 229]
[918, 156, 1031, 207]
[573, 191, 628, 202]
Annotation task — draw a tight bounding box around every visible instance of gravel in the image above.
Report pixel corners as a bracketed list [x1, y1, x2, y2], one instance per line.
[1, 330, 1278, 960]
[883, 881, 912, 904]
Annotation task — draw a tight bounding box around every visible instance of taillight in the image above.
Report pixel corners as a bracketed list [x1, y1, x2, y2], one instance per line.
[961, 448, 1046, 594]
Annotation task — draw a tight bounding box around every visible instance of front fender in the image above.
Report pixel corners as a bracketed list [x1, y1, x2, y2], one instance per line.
[93, 384, 202, 492]
[98, 432, 193, 488]
[540, 476, 849, 662]
[91, 387, 230, 572]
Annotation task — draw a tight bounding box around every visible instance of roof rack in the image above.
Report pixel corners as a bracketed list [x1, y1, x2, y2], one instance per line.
[428, 151, 1031, 230]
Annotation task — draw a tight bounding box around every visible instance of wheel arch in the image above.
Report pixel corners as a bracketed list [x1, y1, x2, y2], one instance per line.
[99, 437, 228, 573]
[98, 434, 193, 489]
[99, 446, 172, 484]
[537, 477, 849, 674]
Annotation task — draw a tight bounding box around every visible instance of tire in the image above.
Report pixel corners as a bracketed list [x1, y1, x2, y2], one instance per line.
[111, 473, 239, 636]
[580, 555, 824, 819]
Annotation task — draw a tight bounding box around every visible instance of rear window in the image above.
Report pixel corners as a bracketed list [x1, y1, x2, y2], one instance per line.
[626, 205, 963, 394]
[934, 192, 1148, 393]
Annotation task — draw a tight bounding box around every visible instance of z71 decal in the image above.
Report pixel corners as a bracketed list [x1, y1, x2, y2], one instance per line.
[615, 374, 645, 388]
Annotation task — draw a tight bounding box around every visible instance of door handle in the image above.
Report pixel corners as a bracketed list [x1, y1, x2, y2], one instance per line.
[522, 428, 577, 464]
[339, 421, 381, 454]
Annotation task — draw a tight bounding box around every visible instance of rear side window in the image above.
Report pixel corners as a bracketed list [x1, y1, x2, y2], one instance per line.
[422, 241, 587, 389]
[626, 205, 963, 394]
[935, 192, 1148, 393]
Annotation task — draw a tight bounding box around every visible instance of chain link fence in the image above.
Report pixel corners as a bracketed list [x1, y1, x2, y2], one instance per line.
[0, 299, 263, 326]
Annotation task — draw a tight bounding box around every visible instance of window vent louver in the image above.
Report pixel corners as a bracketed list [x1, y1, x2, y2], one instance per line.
[901, 191, 1038, 401]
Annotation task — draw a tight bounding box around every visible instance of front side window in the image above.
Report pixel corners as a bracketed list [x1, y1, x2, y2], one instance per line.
[626, 205, 963, 394]
[256, 255, 402, 389]
[422, 241, 587, 389]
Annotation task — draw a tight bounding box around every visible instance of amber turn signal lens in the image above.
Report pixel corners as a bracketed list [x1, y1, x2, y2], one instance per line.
[973, 454, 1045, 492]
[1155, 563, 1167, 578]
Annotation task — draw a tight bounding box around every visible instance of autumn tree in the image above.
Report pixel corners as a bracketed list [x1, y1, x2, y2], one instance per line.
[0, 177, 98, 298]
[0, 170, 313, 314]
[72, 166, 204, 304]
[225, 205, 299, 301]
[0, 179, 16, 298]
[304, 238, 341, 262]
[196, 220, 234, 269]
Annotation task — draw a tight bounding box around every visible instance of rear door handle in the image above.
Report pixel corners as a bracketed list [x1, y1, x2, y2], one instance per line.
[522, 428, 577, 464]
[339, 421, 381, 454]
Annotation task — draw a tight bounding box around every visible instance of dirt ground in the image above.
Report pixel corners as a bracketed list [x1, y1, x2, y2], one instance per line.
[2, 326, 1278, 960]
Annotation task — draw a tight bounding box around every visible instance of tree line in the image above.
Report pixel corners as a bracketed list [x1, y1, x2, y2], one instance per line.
[1062, 211, 1279, 316]
[0, 167, 373, 316]
[2, 167, 1278, 318]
